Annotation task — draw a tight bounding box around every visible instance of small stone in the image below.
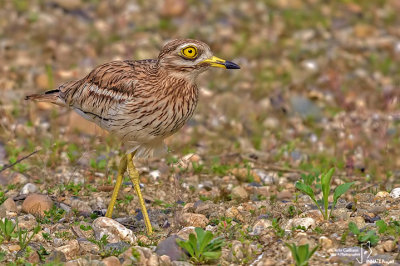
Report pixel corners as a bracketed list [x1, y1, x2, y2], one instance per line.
[2, 198, 18, 212]
[70, 199, 93, 215]
[375, 191, 390, 198]
[230, 240, 244, 261]
[21, 194, 53, 216]
[302, 210, 325, 222]
[92, 217, 136, 244]
[349, 216, 365, 229]
[20, 183, 38, 194]
[319, 236, 333, 250]
[225, 207, 244, 222]
[156, 235, 186, 261]
[231, 168, 261, 183]
[9, 245, 21, 252]
[250, 219, 272, 235]
[17, 214, 37, 230]
[120, 247, 143, 265]
[27, 251, 40, 264]
[102, 256, 121, 266]
[177, 226, 196, 240]
[46, 250, 67, 263]
[354, 193, 374, 203]
[286, 218, 316, 230]
[180, 213, 208, 228]
[389, 188, 400, 199]
[10, 172, 28, 185]
[55, 240, 80, 260]
[277, 190, 292, 200]
[159, 255, 171, 265]
[78, 239, 100, 254]
[232, 186, 248, 200]
[383, 240, 395, 252]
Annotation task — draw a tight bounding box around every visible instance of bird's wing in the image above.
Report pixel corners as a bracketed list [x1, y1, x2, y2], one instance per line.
[59, 60, 148, 123]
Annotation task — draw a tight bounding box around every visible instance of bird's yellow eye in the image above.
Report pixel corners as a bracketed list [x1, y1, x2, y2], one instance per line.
[181, 46, 198, 59]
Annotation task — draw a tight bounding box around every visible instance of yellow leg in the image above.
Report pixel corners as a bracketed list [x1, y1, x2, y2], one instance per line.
[127, 152, 153, 235]
[105, 155, 127, 218]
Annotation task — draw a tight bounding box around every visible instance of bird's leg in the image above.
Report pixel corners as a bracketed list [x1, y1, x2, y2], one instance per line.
[126, 152, 153, 235]
[105, 155, 127, 218]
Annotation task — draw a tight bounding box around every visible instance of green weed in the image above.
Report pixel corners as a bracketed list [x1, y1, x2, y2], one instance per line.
[176, 227, 224, 264]
[295, 168, 354, 220]
[285, 243, 319, 266]
[348, 222, 379, 246]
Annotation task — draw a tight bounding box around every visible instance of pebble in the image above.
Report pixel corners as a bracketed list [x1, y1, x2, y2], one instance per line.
[55, 240, 80, 260]
[45, 250, 67, 263]
[231, 168, 261, 183]
[20, 183, 38, 194]
[354, 193, 374, 203]
[92, 217, 136, 244]
[277, 190, 292, 200]
[231, 186, 249, 200]
[9, 172, 29, 185]
[349, 216, 365, 229]
[225, 207, 244, 223]
[319, 236, 333, 250]
[250, 219, 272, 235]
[65, 258, 103, 266]
[17, 214, 37, 230]
[156, 235, 186, 261]
[9, 244, 21, 252]
[2, 198, 18, 212]
[180, 213, 208, 228]
[102, 256, 121, 266]
[230, 240, 244, 261]
[389, 188, 400, 199]
[177, 226, 196, 240]
[286, 217, 316, 230]
[383, 240, 395, 252]
[21, 194, 53, 216]
[302, 210, 325, 222]
[375, 191, 390, 198]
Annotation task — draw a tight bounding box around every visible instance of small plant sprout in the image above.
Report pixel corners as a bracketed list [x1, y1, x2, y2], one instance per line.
[295, 168, 354, 220]
[0, 218, 16, 242]
[16, 223, 41, 250]
[348, 222, 379, 246]
[176, 227, 224, 264]
[285, 243, 319, 266]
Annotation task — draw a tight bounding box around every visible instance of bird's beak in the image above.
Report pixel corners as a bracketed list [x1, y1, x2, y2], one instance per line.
[201, 56, 240, 69]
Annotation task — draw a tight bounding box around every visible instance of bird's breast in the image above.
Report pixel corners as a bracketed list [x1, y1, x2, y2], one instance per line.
[117, 82, 199, 142]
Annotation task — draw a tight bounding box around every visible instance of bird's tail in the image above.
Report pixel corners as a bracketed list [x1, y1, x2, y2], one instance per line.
[25, 89, 65, 106]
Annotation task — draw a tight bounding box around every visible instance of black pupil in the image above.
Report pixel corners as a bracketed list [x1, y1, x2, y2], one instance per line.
[188, 49, 192, 53]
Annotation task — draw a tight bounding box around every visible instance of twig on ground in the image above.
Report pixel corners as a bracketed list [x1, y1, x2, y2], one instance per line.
[0, 149, 41, 173]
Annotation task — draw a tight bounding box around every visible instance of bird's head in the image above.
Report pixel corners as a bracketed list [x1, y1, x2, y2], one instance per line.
[157, 39, 240, 79]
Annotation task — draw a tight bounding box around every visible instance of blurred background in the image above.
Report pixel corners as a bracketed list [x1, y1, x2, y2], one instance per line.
[1, 0, 400, 188]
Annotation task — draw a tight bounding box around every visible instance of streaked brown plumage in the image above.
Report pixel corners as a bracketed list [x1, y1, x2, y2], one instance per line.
[26, 39, 240, 234]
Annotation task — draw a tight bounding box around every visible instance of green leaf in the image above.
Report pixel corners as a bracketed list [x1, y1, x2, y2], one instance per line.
[321, 168, 335, 219]
[176, 239, 195, 258]
[348, 222, 359, 235]
[202, 251, 221, 260]
[297, 244, 309, 264]
[188, 233, 198, 257]
[329, 181, 354, 219]
[333, 182, 354, 205]
[376, 220, 387, 234]
[295, 182, 316, 202]
[198, 230, 213, 254]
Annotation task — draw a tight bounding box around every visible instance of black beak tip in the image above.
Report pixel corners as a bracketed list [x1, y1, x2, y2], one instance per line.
[225, 61, 240, 69]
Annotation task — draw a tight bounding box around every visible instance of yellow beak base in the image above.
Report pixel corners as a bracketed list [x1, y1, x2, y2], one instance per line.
[201, 56, 240, 69]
